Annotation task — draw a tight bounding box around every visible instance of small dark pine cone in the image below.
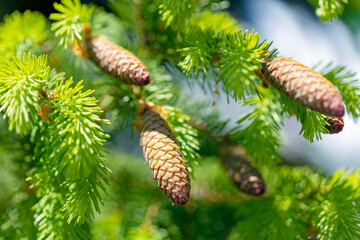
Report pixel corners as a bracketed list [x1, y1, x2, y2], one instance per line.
[139, 107, 191, 205]
[85, 36, 150, 86]
[325, 117, 344, 134]
[262, 57, 345, 117]
[220, 146, 266, 196]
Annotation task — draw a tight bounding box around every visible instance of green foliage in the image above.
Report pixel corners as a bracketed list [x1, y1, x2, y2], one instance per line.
[33, 190, 92, 240]
[0, 53, 111, 237]
[165, 107, 200, 172]
[101, 61, 175, 131]
[1, 1, 360, 240]
[43, 78, 110, 224]
[0, 53, 49, 135]
[159, 0, 196, 27]
[307, 0, 348, 21]
[93, 153, 241, 240]
[264, 165, 323, 199]
[90, 8, 134, 50]
[0, 10, 49, 62]
[178, 28, 271, 101]
[50, 0, 96, 48]
[175, 96, 229, 136]
[140, 62, 175, 105]
[90, 153, 360, 240]
[277, 89, 329, 142]
[232, 90, 283, 166]
[178, 11, 241, 75]
[234, 166, 360, 240]
[188, 11, 240, 34]
[314, 170, 360, 239]
[0, 192, 37, 240]
[51, 78, 110, 178]
[178, 29, 214, 75]
[220, 30, 269, 101]
[316, 63, 360, 119]
[228, 198, 307, 240]
[108, 0, 137, 32]
[177, 10, 276, 101]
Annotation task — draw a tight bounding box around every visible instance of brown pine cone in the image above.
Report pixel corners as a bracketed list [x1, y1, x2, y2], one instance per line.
[325, 117, 344, 134]
[220, 146, 265, 196]
[262, 57, 345, 117]
[85, 36, 150, 86]
[139, 106, 191, 205]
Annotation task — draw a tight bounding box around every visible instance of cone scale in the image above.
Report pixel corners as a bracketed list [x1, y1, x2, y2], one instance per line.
[85, 36, 150, 86]
[221, 146, 265, 196]
[262, 57, 345, 117]
[138, 107, 191, 205]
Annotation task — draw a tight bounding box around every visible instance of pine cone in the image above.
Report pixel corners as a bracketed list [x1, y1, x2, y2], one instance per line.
[262, 57, 345, 117]
[325, 117, 344, 134]
[139, 107, 191, 205]
[85, 36, 150, 86]
[221, 146, 265, 196]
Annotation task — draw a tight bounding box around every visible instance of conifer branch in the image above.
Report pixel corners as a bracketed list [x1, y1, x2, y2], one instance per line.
[307, 0, 348, 22]
[159, 0, 196, 27]
[1, 1, 360, 239]
[0, 190, 37, 239]
[276, 89, 329, 142]
[50, 0, 95, 48]
[178, 11, 242, 75]
[228, 198, 307, 239]
[33, 190, 92, 240]
[90, 8, 133, 50]
[231, 89, 283, 166]
[0, 53, 110, 226]
[0, 10, 49, 62]
[263, 165, 323, 199]
[140, 75, 174, 104]
[314, 170, 360, 239]
[108, 0, 137, 32]
[103, 63, 174, 130]
[220, 30, 269, 101]
[188, 11, 241, 35]
[178, 28, 272, 101]
[50, 78, 110, 177]
[0, 53, 49, 135]
[47, 78, 110, 223]
[178, 29, 214, 75]
[165, 107, 200, 172]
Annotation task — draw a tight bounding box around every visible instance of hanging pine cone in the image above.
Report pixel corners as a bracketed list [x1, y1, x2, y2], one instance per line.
[325, 117, 344, 134]
[262, 57, 345, 117]
[220, 146, 265, 196]
[85, 36, 150, 86]
[137, 105, 191, 205]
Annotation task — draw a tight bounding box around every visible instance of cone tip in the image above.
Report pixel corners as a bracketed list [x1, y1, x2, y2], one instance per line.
[139, 72, 150, 86]
[253, 184, 266, 196]
[326, 117, 344, 134]
[173, 198, 189, 206]
[171, 191, 190, 206]
[248, 180, 266, 196]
